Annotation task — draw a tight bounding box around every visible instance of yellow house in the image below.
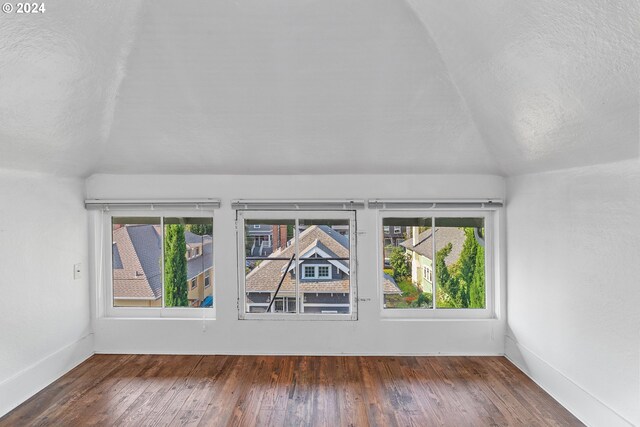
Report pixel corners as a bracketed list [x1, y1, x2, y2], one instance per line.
[400, 227, 466, 293]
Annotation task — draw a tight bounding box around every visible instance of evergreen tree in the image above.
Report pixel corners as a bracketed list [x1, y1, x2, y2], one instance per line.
[164, 224, 188, 307]
[455, 228, 479, 308]
[470, 241, 485, 308]
[435, 228, 485, 308]
[459, 228, 478, 286]
[389, 246, 411, 280]
[436, 243, 461, 307]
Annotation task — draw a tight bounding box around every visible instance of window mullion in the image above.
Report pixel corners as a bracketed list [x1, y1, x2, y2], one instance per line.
[431, 216, 436, 310]
[295, 218, 301, 314]
[161, 216, 166, 310]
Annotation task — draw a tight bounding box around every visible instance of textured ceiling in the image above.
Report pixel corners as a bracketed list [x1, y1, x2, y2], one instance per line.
[0, 0, 637, 177]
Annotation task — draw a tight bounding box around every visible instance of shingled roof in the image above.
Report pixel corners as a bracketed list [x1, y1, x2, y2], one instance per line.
[246, 225, 402, 295]
[400, 227, 467, 266]
[112, 225, 212, 300]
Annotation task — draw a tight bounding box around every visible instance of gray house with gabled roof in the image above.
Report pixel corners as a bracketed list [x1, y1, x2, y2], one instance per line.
[245, 225, 401, 313]
[112, 224, 213, 307]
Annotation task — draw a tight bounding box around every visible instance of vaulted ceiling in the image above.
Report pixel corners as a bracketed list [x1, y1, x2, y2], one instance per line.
[0, 0, 638, 177]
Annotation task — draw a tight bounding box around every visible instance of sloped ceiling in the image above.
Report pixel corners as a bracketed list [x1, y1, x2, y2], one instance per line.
[406, 0, 640, 175]
[0, 0, 637, 177]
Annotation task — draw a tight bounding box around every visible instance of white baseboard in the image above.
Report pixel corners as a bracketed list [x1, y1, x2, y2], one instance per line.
[504, 335, 633, 427]
[0, 334, 95, 418]
[95, 349, 503, 356]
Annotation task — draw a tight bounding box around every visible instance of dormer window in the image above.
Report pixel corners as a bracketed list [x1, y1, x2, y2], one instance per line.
[303, 266, 315, 278]
[301, 264, 332, 279]
[318, 266, 330, 278]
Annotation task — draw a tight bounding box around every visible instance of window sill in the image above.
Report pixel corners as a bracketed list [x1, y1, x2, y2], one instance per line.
[104, 307, 216, 319]
[379, 314, 498, 322]
[239, 313, 357, 321]
[99, 315, 217, 321]
[380, 307, 495, 320]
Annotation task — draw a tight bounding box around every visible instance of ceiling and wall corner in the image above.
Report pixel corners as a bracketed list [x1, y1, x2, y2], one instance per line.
[405, 0, 640, 175]
[0, 0, 637, 177]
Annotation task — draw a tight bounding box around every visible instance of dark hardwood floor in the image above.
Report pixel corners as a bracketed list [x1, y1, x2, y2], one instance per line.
[0, 355, 583, 426]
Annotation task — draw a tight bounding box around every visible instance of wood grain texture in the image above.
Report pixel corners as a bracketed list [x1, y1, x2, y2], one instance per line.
[0, 355, 583, 427]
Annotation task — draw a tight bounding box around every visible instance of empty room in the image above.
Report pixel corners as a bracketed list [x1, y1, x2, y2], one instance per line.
[0, 0, 638, 426]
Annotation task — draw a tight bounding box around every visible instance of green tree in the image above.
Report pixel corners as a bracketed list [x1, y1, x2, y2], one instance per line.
[389, 246, 411, 280]
[459, 228, 478, 286]
[469, 241, 485, 308]
[435, 228, 486, 309]
[188, 223, 212, 236]
[436, 243, 462, 308]
[164, 224, 188, 307]
[452, 228, 479, 308]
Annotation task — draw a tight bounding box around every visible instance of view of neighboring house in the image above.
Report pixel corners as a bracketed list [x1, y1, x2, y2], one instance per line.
[400, 227, 466, 293]
[246, 224, 289, 257]
[246, 225, 402, 313]
[112, 224, 213, 307]
[382, 225, 409, 265]
[383, 225, 407, 247]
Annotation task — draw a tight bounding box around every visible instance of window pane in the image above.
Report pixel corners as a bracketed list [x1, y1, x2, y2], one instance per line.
[382, 217, 433, 309]
[245, 259, 297, 313]
[112, 217, 162, 307]
[245, 219, 294, 258]
[298, 219, 351, 315]
[164, 217, 214, 308]
[244, 220, 296, 314]
[434, 218, 485, 309]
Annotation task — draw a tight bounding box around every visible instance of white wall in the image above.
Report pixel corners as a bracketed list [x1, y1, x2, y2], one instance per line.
[0, 169, 92, 417]
[86, 173, 506, 356]
[506, 159, 640, 426]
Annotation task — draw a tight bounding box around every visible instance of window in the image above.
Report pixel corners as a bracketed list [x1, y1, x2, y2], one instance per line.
[239, 211, 356, 319]
[380, 212, 492, 318]
[301, 265, 332, 279]
[318, 266, 330, 278]
[422, 266, 432, 282]
[383, 226, 390, 233]
[110, 215, 214, 314]
[204, 271, 211, 288]
[303, 265, 316, 278]
[394, 226, 402, 234]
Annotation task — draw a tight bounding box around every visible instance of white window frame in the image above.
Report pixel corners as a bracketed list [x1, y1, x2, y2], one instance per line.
[204, 270, 211, 288]
[317, 265, 331, 279]
[103, 209, 215, 319]
[378, 210, 495, 319]
[301, 264, 332, 280]
[237, 210, 357, 321]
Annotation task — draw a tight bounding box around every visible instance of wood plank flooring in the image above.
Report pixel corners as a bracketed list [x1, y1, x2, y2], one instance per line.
[0, 355, 583, 427]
